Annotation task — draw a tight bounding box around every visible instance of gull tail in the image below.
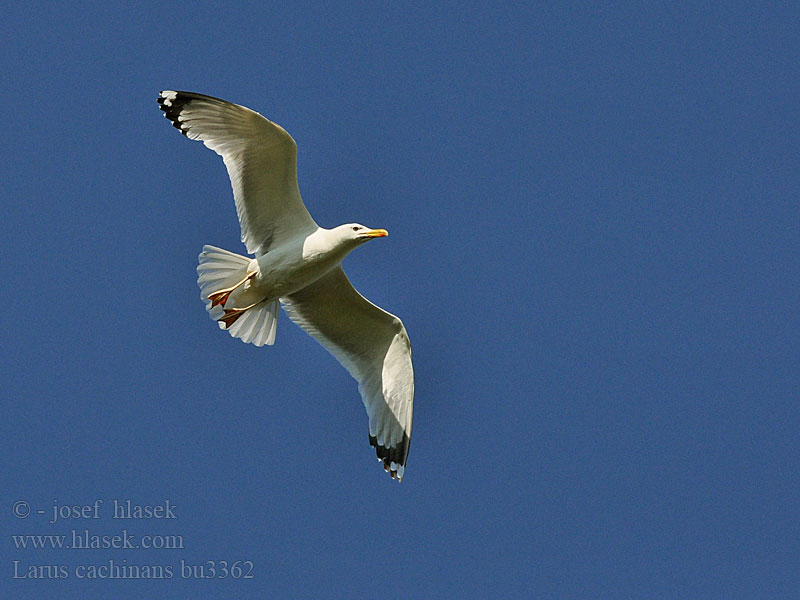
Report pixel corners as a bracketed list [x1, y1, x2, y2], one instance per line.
[196, 245, 278, 347]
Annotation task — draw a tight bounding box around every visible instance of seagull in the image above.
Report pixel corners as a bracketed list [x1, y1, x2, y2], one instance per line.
[157, 91, 413, 480]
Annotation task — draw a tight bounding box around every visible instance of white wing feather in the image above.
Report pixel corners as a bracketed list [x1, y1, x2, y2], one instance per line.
[281, 267, 414, 480]
[158, 90, 317, 255]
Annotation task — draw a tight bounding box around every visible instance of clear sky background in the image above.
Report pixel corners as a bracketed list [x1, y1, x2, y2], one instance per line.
[2, 3, 798, 598]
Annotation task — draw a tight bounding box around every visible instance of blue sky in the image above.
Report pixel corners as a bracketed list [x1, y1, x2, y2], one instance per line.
[2, 3, 798, 598]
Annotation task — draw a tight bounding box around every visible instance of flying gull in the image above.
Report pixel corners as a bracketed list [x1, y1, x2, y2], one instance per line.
[157, 91, 413, 480]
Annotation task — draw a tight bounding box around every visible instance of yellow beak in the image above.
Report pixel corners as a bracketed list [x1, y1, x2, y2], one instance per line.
[361, 228, 388, 238]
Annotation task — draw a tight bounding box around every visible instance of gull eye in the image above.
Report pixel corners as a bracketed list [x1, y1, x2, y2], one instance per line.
[352, 226, 360, 231]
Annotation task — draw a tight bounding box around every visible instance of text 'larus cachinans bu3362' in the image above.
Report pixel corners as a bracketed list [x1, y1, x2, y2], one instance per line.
[157, 91, 413, 480]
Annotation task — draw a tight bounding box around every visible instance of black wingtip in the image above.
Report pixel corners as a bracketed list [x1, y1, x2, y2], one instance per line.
[157, 91, 192, 136]
[369, 433, 410, 481]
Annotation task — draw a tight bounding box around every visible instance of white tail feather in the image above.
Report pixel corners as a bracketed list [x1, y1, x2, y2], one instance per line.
[196, 245, 279, 346]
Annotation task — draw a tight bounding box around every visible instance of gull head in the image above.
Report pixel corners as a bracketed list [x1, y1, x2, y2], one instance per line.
[335, 223, 389, 246]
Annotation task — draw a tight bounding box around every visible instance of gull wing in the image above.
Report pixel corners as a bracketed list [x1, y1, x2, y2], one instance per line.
[158, 91, 317, 255]
[281, 267, 414, 480]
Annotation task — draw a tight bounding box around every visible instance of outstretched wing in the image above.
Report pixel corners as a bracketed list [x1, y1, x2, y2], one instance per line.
[158, 90, 317, 255]
[281, 267, 414, 480]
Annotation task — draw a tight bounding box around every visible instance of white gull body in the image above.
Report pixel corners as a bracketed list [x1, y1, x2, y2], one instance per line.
[158, 91, 413, 480]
